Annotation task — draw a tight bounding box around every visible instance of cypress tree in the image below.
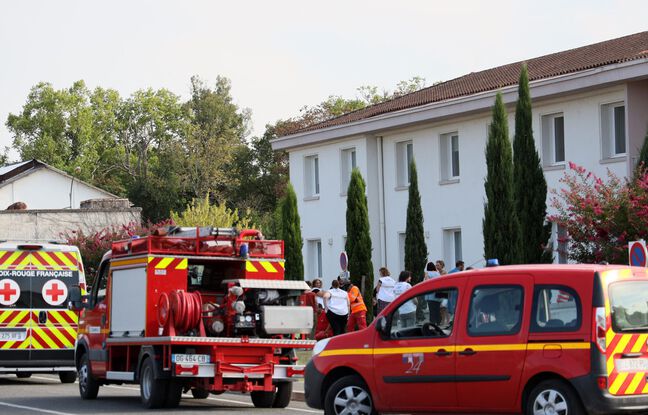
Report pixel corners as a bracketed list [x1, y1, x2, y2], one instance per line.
[483, 93, 521, 265]
[280, 182, 304, 280]
[345, 168, 375, 321]
[513, 65, 552, 263]
[404, 160, 428, 284]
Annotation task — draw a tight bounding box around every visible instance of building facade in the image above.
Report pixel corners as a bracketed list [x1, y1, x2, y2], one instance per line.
[272, 32, 648, 287]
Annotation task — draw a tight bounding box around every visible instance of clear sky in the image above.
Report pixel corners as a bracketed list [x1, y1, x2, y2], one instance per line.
[0, 0, 646, 159]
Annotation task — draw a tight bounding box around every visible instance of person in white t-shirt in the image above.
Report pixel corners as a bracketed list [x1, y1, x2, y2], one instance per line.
[318, 279, 350, 336]
[375, 270, 396, 314]
[393, 271, 417, 327]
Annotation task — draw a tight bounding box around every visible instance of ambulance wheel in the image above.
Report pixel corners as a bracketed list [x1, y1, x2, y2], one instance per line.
[16, 373, 31, 379]
[78, 354, 99, 399]
[324, 375, 376, 415]
[164, 380, 183, 408]
[140, 357, 166, 409]
[526, 379, 584, 415]
[191, 388, 210, 399]
[273, 381, 292, 408]
[59, 371, 77, 384]
[251, 390, 275, 408]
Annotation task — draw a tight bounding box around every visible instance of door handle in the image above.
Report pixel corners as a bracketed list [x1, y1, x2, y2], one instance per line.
[459, 348, 477, 356]
[622, 353, 643, 358]
[38, 311, 47, 324]
[435, 349, 452, 357]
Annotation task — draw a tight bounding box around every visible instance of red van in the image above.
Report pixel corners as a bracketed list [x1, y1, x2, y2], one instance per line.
[305, 264, 648, 414]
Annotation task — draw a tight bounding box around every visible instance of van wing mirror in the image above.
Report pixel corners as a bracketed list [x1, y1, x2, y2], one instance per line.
[68, 285, 87, 311]
[376, 316, 389, 336]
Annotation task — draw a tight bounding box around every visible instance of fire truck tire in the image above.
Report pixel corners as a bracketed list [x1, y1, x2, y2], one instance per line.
[191, 388, 210, 399]
[59, 371, 77, 384]
[273, 381, 293, 408]
[526, 379, 584, 415]
[16, 373, 31, 379]
[324, 375, 376, 415]
[251, 390, 276, 408]
[140, 357, 167, 409]
[164, 380, 183, 408]
[78, 354, 100, 400]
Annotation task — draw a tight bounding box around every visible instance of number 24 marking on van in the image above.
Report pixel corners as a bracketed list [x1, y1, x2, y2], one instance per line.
[402, 353, 424, 374]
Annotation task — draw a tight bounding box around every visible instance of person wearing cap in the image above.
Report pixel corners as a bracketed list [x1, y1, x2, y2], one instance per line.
[340, 275, 367, 332]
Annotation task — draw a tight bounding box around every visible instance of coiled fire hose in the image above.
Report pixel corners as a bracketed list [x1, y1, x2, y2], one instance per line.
[157, 290, 202, 333]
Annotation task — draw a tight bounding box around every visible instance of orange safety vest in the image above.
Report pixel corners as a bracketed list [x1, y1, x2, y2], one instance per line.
[348, 285, 367, 314]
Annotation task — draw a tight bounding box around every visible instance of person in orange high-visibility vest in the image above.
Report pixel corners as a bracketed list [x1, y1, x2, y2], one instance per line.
[340, 275, 367, 332]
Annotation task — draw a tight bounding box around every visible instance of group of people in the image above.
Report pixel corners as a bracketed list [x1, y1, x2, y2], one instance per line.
[304, 259, 467, 340]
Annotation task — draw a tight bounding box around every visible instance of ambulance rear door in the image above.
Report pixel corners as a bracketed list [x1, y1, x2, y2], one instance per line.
[0, 249, 33, 364]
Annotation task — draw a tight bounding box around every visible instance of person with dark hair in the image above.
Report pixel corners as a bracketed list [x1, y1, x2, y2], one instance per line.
[393, 271, 416, 327]
[340, 275, 367, 332]
[448, 260, 465, 274]
[318, 279, 350, 336]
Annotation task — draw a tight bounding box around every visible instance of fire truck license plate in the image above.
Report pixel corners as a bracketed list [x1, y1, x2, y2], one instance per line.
[0, 330, 26, 341]
[615, 358, 648, 372]
[172, 354, 210, 364]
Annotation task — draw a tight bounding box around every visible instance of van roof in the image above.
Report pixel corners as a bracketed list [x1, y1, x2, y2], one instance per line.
[0, 241, 79, 252]
[439, 264, 644, 280]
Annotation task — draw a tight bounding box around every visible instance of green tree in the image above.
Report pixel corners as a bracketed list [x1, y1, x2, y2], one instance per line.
[171, 194, 254, 228]
[404, 161, 428, 283]
[483, 93, 521, 265]
[513, 65, 552, 263]
[345, 168, 375, 321]
[280, 183, 304, 281]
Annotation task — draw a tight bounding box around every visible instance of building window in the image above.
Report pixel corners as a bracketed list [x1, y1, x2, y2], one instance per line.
[396, 141, 413, 187]
[601, 102, 626, 159]
[340, 147, 357, 194]
[304, 155, 320, 197]
[541, 113, 565, 165]
[443, 228, 462, 266]
[398, 232, 406, 272]
[440, 133, 460, 180]
[307, 239, 322, 279]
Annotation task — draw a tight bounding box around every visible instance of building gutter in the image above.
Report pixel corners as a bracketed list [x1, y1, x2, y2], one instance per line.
[272, 58, 648, 151]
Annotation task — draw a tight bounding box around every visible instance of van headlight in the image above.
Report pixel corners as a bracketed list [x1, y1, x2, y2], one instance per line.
[312, 338, 330, 356]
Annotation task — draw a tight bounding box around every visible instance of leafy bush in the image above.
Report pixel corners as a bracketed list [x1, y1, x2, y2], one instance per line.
[171, 194, 254, 229]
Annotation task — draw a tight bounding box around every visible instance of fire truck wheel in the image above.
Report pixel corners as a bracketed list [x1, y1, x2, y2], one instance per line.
[324, 375, 376, 415]
[251, 390, 276, 408]
[78, 354, 100, 400]
[526, 379, 584, 415]
[16, 373, 31, 379]
[191, 388, 210, 399]
[273, 381, 293, 408]
[164, 380, 183, 408]
[59, 371, 77, 384]
[140, 357, 167, 409]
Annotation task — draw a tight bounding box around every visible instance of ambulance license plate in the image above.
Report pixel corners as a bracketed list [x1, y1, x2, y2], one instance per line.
[615, 358, 648, 372]
[0, 330, 26, 342]
[172, 354, 210, 364]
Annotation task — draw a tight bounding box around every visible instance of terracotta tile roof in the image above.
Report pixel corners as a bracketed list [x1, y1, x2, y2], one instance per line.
[295, 31, 648, 134]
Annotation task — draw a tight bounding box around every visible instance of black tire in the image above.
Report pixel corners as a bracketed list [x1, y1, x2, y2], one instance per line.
[59, 371, 77, 384]
[78, 354, 100, 400]
[139, 357, 167, 409]
[251, 390, 275, 408]
[16, 373, 31, 379]
[191, 388, 210, 399]
[164, 380, 183, 408]
[273, 381, 293, 408]
[526, 379, 584, 415]
[324, 375, 375, 415]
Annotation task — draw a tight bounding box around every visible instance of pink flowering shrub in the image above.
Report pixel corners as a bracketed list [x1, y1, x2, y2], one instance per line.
[550, 162, 648, 264]
[61, 219, 174, 284]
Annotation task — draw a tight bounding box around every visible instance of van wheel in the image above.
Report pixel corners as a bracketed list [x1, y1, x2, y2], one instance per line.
[59, 371, 77, 384]
[78, 354, 99, 399]
[16, 373, 31, 379]
[191, 388, 210, 399]
[251, 390, 275, 408]
[164, 380, 183, 408]
[527, 380, 583, 415]
[273, 381, 292, 408]
[139, 357, 167, 408]
[324, 375, 376, 415]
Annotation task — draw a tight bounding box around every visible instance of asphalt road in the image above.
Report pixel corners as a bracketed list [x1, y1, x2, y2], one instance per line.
[0, 374, 323, 415]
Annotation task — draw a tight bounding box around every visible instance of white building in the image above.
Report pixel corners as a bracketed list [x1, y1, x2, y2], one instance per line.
[272, 32, 648, 287]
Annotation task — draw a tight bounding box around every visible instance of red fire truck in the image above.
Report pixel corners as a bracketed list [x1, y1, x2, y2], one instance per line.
[69, 227, 314, 409]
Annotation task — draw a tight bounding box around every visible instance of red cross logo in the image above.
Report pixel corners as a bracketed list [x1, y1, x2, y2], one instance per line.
[0, 279, 20, 306]
[42, 280, 68, 306]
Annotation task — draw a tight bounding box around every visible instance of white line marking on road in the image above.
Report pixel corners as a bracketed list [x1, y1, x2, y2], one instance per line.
[0, 401, 76, 415]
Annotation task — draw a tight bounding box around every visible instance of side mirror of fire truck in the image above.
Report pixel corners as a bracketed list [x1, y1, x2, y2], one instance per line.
[68, 285, 87, 311]
[376, 316, 389, 337]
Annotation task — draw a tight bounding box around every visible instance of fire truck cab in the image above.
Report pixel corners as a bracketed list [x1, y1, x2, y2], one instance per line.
[70, 227, 314, 409]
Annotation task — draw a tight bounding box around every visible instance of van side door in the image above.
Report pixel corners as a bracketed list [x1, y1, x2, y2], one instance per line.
[455, 274, 533, 411]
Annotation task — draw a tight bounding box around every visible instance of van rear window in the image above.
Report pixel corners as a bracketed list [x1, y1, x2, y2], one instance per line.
[609, 281, 648, 333]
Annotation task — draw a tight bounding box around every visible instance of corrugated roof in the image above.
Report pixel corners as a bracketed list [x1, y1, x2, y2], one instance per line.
[293, 31, 648, 135]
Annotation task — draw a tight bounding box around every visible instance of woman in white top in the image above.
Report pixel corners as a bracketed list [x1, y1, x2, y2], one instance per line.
[393, 271, 417, 327]
[375, 270, 396, 315]
[320, 279, 350, 336]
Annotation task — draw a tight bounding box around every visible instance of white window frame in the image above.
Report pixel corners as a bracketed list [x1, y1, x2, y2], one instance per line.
[443, 228, 462, 266]
[440, 132, 460, 182]
[307, 239, 323, 279]
[304, 154, 320, 199]
[541, 113, 565, 167]
[340, 147, 357, 195]
[396, 140, 413, 189]
[600, 102, 626, 160]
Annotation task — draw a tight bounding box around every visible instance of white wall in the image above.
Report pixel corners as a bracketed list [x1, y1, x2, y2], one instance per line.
[0, 168, 113, 210]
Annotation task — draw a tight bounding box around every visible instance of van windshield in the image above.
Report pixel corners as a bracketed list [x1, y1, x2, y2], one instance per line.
[609, 281, 648, 332]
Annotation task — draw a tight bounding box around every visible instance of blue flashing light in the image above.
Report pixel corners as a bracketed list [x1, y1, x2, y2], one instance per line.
[486, 258, 499, 267]
[240, 243, 249, 258]
[131, 235, 140, 239]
